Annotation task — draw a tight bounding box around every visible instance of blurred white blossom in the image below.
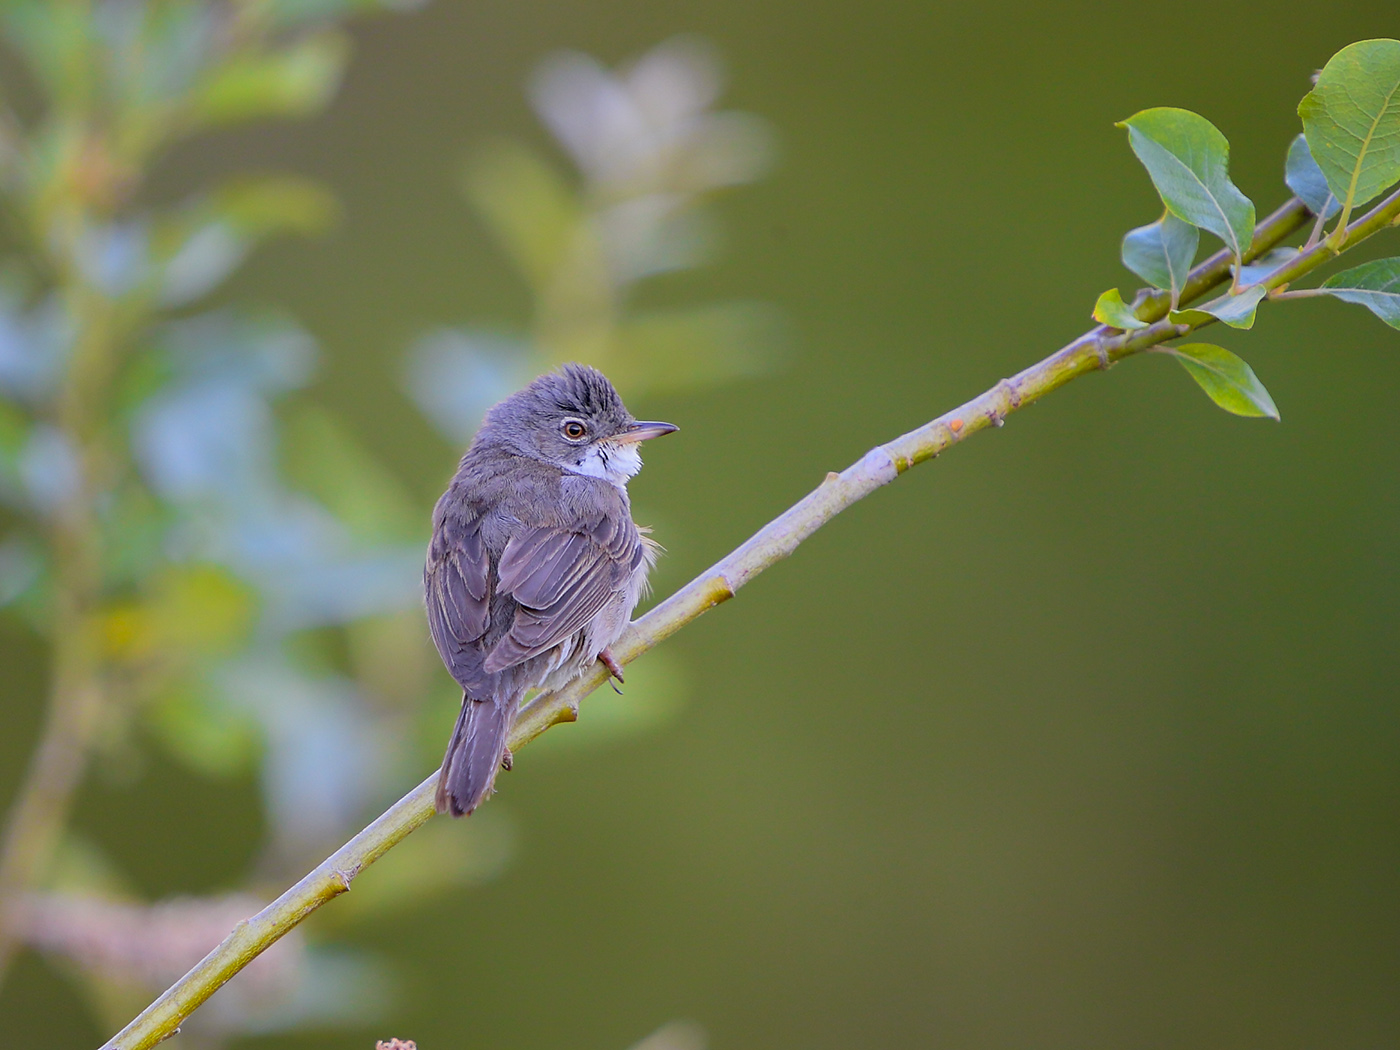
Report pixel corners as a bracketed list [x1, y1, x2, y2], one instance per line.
[14, 892, 388, 1040]
[628, 1020, 708, 1050]
[530, 37, 771, 198]
[531, 36, 772, 284]
[16, 892, 300, 1002]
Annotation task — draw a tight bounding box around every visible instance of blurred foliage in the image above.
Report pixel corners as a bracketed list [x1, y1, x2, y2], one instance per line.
[405, 35, 782, 443]
[0, 1, 774, 1040]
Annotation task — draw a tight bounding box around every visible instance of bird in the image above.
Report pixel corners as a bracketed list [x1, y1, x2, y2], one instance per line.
[424, 364, 677, 816]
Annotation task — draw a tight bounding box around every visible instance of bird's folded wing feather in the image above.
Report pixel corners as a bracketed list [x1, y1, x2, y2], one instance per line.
[485, 518, 642, 674]
[424, 512, 491, 688]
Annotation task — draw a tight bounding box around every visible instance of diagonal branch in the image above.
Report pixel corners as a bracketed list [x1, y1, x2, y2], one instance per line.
[100, 185, 1400, 1050]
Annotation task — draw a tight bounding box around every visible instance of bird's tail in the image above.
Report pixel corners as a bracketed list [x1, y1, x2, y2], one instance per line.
[435, 695, 513, 817]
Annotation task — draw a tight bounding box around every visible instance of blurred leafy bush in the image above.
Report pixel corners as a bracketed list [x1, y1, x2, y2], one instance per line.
[0, 1, 774, 1040]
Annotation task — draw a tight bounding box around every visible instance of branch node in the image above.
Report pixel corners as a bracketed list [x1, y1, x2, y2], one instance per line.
[1093, 337, 1111, 371]
[862, 445, 904, 478]
[711, 575, 737, 607]
[823, 471, 840, 484]
[997, 378, 1022, 410]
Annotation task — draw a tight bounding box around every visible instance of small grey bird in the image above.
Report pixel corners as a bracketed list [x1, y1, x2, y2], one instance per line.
[425, 364, 677, 816]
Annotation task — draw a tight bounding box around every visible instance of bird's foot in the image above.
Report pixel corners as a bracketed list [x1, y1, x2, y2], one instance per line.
[501, 747, 513, 772]
[599, 648, 625, 693]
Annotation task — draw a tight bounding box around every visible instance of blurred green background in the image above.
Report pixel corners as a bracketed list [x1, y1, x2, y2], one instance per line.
[3, 1, 1399, 1048]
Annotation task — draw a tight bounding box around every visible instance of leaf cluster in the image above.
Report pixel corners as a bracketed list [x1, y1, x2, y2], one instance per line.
[1103, 39, 1400, 418]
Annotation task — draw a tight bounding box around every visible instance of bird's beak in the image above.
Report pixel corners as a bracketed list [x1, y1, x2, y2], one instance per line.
[615, 421, 679, 444]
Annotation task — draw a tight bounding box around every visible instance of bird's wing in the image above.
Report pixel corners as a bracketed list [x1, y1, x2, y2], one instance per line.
[485, 516, 641, 674]
[424, 509, 491, 688]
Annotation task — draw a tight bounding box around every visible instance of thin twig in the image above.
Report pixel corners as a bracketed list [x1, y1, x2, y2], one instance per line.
[1303, 199, 1332, 248]
[99, 185, 1400, 1050]
[0, 282, 121, 987]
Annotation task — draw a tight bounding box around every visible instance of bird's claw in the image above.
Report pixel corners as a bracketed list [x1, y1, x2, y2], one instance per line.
[501, 746, 513, 772]
[599, 648, 625, 693]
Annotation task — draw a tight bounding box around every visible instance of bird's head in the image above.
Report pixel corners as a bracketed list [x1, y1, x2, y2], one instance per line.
[480, 364, 677, 486]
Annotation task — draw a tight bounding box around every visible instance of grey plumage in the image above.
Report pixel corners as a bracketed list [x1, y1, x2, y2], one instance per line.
[425, 364, 674, 816]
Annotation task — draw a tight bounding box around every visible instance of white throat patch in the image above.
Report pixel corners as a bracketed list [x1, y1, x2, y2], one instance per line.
[567, 441, 642, 488]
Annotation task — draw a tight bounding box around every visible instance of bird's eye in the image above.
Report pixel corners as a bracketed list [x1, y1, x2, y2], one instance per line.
[562, 420, 587, 440]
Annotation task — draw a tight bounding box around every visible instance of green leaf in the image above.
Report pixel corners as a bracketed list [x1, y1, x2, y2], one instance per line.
[1318, 257, 1400, 329]
[281, 403, 422, 543]
[1284, 134, 1340, 219]
[1118, 108, 1256, 263]
[1209, 285, 1267, 329]
[103, 565, 257, 666]
[1092, 288, 1148, 330]
[190, 31, 349, 126]
[0, 1, 96, 108]
[264, 0, 427, 29]
[1298, 39, 1400, 229]
[211, 176, 339, 237]
[1170, 285, 1267, 330]
[462, 141, 584, 291]
[146, 680, 261, 778]
[0, 400, 27, 507]
[1235, 247, 1299, 287]
[1122, 212, 1198, 305]
[157, 177, 338, 306]
[611, 303, 784, 394]
[1164, 343, 1279, 419]
[0, 398, 26, 458]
